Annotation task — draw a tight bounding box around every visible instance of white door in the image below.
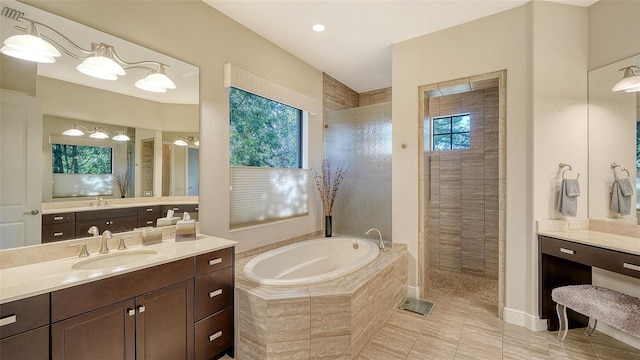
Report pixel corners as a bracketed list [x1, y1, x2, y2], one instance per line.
[0, 90, 42, 249]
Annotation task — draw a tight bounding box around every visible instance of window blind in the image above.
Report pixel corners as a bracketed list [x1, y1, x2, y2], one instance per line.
[223, 63, 318, 115]
[230, 166, 309, 228]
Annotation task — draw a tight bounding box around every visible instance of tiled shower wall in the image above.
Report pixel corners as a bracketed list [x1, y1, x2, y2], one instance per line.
[425, 88, 499, 279]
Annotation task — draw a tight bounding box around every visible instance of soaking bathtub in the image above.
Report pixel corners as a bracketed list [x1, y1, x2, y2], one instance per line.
[243, 237, 379, 286]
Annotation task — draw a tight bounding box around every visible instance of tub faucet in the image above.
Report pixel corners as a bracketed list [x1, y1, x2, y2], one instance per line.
[87, 226, 100, 237]
[99, 230, 113, 254]
[365, 228, 387, 252]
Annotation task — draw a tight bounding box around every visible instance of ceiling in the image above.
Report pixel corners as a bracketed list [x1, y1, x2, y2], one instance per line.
[205, 0, 598, 93]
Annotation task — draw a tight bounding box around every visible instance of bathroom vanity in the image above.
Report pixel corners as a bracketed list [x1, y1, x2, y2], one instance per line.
[538, 231, 640, 331]
[41, 203, 199, 243]
[0, 235, 235, 360]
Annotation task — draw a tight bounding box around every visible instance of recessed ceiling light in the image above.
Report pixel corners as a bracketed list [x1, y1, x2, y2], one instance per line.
[312, 22, 326, 32]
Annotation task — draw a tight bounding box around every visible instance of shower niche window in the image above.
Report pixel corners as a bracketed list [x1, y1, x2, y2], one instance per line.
[432, 114, 470, 150]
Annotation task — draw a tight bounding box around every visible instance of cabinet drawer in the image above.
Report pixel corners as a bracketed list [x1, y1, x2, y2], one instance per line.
[137, 205, 160, 215]
[195, 247, 234, 276]
[42, 212, 75, 225]
[195, 267, 233, 321]
[0, 325, 49, 360]
[76, 207, 137, 222]
[195, 307, 233, 360]
[42, 223, 76, 243]
[162, 204, 199, 216]
[137, 214, 159, 228]
[540, 236, 593, 265]
[0, 293, 49, 340]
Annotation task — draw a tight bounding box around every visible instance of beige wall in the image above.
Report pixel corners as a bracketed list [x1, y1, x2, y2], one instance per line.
[38, 77, 198, 132]
[393, 1, 589, 327]
[588, 0, 640, 70]
[28, 1, 324, 251]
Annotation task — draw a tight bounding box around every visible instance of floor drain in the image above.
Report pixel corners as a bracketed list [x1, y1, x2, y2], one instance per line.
[399, 297, 435, 316]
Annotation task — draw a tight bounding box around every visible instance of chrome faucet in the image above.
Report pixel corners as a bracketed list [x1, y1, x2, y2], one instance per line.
[87, 226, 100, 237]
[365, 228, 387, 252]
[99, 230, 113, 254]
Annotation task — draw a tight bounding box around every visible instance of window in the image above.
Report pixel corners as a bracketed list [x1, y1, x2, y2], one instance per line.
[432, 114, 471, 150]
[228, 87, 308, 228]
[52, 144, 112, 174]
[229, 87, 302, 168]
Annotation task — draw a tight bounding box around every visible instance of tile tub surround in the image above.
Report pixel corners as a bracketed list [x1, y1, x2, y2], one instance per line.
[235, 243, 408, 359]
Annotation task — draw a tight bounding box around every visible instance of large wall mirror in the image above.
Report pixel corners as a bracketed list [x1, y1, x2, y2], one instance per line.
[588, 54, 639, 222]
[0, 1, 199, 248]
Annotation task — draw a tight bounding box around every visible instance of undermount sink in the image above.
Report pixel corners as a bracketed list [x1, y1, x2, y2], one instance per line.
[72, 250, 159, 270]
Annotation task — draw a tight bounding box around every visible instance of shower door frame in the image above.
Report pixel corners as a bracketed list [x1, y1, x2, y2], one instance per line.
[417, 70, 506, 318]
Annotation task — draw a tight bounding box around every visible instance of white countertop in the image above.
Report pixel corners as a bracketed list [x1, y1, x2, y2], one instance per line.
[0, 234, 237, 304]
[538, 230, 640, 256]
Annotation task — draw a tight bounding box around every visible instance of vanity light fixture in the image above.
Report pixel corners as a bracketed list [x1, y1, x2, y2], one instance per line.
[89, 127, 110, 139]
[173, 136, 198, 147]
[612, 66, 640, 92]
[62, 124, 85, 136]
[62, 124, 130, 141]
[111, 131, 131, 142]
[0, 6, 176, 92]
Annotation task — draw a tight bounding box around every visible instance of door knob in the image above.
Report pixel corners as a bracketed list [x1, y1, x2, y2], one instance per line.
[30, 209, 40, 215]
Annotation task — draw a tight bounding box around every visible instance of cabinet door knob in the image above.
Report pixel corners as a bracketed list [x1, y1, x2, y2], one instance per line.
[127, 309, 136, 317]
[209, 331, 223, 342]
[208, 289, 223, 298]
[138, 306, 146, 313]
[208, 258, 223, 266]
[0, 314, 17, 327]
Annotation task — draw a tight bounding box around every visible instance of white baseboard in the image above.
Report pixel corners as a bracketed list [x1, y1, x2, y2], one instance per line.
[503, 307, 548, 332]
[407, 285, 420, 299]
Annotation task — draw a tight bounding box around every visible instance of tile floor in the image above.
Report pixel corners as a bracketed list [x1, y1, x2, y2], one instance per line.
[357, 292, 640, 360]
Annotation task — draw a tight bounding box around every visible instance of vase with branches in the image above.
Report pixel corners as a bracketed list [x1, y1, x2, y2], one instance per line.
[115, 170, 130, 198]
[311, 159, 347, 237]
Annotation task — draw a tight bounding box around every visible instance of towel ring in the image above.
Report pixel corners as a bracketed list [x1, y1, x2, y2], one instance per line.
[611, 163, 630, 179]
[559, 163, 579, 180]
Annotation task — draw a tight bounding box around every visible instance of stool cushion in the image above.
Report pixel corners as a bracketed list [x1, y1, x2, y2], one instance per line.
[552, 285, 640, 338]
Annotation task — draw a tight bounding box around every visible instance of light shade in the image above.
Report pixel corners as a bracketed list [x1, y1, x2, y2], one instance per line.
[173, 139, 188, 146]
[0, 22, 61, 63]
[62, 125, 84, 136]
[612, 66, 640, 92]
[134, 78, 167, 93]
[135, 65, 176, 93]
[112, 131, 130, 141]
[89, 127, 109, 139]
[77, 45, 126, 81]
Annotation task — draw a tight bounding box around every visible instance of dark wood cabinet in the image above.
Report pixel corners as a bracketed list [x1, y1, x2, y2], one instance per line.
[46, 247, 234, 360]
[136, 280, 194, 359]
[51, 299, 136, 360]
[44, 203, 198, 242]
[0, 326, 49, 360]
[0, 293, 50, 359]
[42, 212, 76, 243]
[194, 248, 234, 359]
[539, 235, 640, 331]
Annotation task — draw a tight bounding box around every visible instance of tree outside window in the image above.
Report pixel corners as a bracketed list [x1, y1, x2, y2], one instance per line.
[229, 87, 302, 168]
[432, 114, 471, 151]
[52, 144, 112, 174]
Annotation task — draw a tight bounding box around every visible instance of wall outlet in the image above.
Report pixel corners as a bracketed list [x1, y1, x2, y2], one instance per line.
[569, 221, 580, 230]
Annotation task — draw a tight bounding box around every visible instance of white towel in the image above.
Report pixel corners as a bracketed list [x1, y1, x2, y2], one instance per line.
[610, 178, 633, 216]
[556, 179, 579, 217]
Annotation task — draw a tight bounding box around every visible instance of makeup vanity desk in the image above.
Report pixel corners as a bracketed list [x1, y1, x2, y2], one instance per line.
[538, 230, 640, 331]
